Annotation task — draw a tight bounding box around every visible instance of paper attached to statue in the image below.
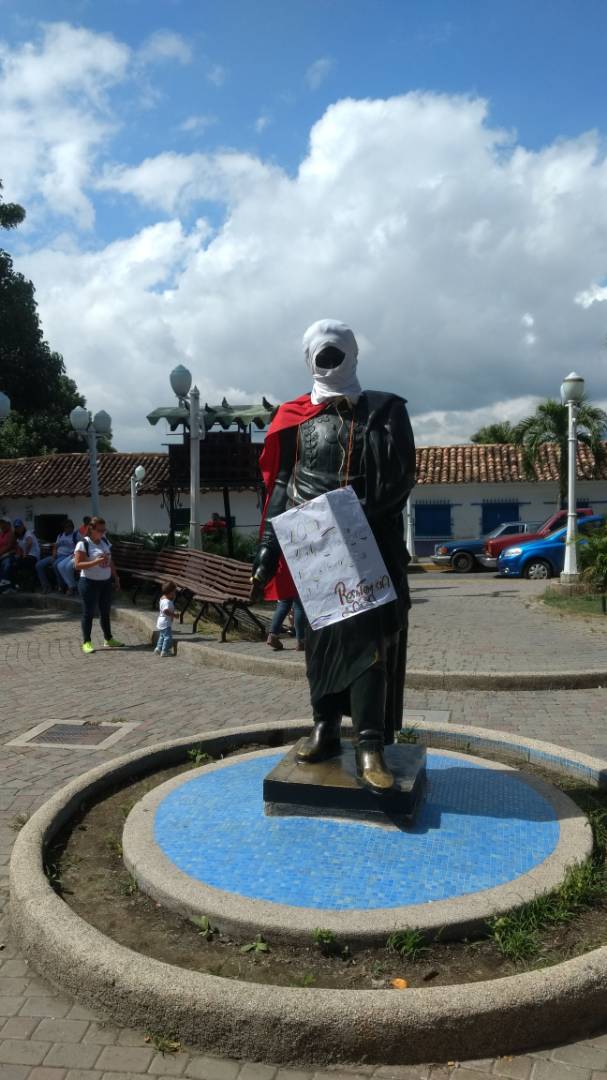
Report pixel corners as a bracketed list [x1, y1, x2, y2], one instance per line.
[272, 485, 396, 631]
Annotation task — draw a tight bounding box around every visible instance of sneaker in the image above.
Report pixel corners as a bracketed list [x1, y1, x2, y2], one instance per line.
[160, 651, 172, 657]
[82, 641, 95, 655]
[103, 638, 124, 649]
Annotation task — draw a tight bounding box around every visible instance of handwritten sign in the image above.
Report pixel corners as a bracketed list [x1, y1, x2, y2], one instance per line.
[272, 485, 396, 630]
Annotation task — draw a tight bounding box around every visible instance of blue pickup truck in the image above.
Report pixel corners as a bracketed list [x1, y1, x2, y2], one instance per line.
[431, 522, 537, 573]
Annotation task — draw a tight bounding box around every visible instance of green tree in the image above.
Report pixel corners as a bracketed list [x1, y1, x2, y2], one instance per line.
[0, 182, 110, 457]
[515, 398, 607, 509]
[0, 181, 25, 230]
[470, 421, 517, 444]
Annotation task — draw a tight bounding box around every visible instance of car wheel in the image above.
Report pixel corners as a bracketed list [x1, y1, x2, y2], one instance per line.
[523, 559, 552, 580]
[451, 551, 475, 573]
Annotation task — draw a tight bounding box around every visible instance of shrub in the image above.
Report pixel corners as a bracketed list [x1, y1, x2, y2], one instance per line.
[579, 522, 607, 593]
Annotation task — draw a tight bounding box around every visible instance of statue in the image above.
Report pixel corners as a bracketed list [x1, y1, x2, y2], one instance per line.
[252, 319, 416, 795]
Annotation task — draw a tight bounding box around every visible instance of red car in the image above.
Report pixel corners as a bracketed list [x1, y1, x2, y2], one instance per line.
[479, 507, 594, 569]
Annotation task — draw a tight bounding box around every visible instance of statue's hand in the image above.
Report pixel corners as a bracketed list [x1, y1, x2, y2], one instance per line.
[249, 577, 265, 604]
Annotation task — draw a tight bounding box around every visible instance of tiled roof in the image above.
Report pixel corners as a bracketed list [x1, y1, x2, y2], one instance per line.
[415, 441, 607, 484]
[0, 453, 170, 498]
[1, 442, 606, 498]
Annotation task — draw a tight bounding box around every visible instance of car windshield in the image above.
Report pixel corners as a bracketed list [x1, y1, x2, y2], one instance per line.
[486, 524, 521, 538]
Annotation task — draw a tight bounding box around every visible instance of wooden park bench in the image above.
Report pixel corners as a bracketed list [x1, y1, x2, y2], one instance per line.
[111, 541, 270, 642]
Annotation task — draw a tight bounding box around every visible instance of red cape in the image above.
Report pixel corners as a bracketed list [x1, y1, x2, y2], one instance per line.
[259, 393, 326, 600]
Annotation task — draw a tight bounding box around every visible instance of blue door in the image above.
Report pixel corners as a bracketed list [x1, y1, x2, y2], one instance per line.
[481, 502, 519, 534]
[414, 504, 452, 537]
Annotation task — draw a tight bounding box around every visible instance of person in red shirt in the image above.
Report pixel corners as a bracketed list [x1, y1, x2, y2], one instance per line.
[0, 519, 15, 582]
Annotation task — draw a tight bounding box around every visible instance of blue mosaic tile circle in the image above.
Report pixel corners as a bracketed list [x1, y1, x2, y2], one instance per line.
[153, 752, 560, 909]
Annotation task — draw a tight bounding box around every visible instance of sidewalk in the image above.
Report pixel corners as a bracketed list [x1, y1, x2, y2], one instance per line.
[1, 585, 607, 1078]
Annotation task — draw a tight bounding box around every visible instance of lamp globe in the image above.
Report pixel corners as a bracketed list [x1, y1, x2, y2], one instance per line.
[70, 406, 90, 432]
[92, 410, 112, 435]
[170, 364, 192, 399]
[134, 465, 146, 482]
[561, 372, 585, 404]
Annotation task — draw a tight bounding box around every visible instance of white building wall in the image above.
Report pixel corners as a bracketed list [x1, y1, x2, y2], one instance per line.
[3, 481, 606, 548]
[0, 491, 263, 538]
[410, 479, 607, 553]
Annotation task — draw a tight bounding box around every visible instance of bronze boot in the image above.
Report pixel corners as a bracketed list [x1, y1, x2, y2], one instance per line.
[355, 739, 394, 795]
[296, 718, 342, 764]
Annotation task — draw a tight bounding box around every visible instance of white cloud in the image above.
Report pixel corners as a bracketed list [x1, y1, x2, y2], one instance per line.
[254, 112, 271, 133]
[179, 114, 217, 134]
[138, 30, 193, 66]
[0, 22, 129, 227]
[98, 150, 279, 214]
[7, 47, 607, 452]
[305, 57, 333, 90]
[206, 63, 226, 87]
[412, 397, 541, 446]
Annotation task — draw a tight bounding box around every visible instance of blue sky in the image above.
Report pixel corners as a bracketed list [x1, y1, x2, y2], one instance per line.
[2, 1, 607, 449]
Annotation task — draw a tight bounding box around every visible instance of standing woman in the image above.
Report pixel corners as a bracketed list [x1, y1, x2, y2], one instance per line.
[74, 516, 123, 655]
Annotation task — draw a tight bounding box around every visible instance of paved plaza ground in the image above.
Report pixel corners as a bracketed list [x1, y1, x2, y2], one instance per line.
[1, 574, 607, 1079]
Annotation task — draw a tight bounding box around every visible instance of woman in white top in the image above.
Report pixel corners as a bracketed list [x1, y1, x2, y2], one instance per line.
[74, 516, 123, 655]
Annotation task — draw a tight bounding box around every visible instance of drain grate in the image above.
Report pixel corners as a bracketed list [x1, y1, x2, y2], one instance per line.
[28, 723, 112, 746]
[6, 718, 139, 751]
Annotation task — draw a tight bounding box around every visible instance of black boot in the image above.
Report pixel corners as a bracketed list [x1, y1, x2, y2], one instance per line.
[355, 735, 394, 795]
[296, 717, 342, 764]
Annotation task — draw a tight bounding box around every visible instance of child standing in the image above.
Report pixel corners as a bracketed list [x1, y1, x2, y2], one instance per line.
[155, 581, 177, 656]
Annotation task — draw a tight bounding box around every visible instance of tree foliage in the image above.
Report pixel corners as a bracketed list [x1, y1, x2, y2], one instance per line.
[515, 398, 607, 508]
[0, 181, 111, 457]
[470, 421, 517, 444]
[579, 523, 607, 594]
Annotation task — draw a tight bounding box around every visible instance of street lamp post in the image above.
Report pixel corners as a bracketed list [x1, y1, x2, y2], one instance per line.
[560, 371, 585, 583]
[169, 365, 205, 551]
[405, 497, 416, 563]
[69, 406, 112, 516]
[130, 465, 146, 533]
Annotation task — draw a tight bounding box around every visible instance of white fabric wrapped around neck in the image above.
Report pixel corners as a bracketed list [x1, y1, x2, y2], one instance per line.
[302, 318, 362, 405]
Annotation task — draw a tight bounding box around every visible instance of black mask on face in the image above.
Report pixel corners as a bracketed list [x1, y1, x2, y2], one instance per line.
[315, 345, 345, 370]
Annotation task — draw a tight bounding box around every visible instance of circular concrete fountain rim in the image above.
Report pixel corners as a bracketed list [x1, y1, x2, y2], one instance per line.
[9, 719, 607, 1066]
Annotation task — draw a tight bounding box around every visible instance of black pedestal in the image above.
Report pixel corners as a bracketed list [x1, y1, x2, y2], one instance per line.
[263, 740, 426, 823]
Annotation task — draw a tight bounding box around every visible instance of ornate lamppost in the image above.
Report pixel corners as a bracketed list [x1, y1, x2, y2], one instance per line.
[69, 406, 112, 516]
[130, 465, 146, 533]
[169, 366, 206, 551]
[560, 371, 585, 583]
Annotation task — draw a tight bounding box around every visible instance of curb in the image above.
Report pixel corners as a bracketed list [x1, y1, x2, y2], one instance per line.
[4, 593, 607, 690]
[9, 720, 607, 1066]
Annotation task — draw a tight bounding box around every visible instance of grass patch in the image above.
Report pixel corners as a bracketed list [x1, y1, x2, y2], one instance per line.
[386, 928, 428, 961]
[543, 591, 607, 618]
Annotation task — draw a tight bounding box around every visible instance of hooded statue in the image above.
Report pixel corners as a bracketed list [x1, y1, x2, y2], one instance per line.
[252, 319, 416, 794]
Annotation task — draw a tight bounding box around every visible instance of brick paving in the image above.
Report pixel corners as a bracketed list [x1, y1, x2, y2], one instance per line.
[2, 580, 607, 1079]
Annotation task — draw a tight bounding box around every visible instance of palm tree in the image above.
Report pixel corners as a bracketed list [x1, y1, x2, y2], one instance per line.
[514, 398, 607, 508]
[470, 421, 517, 444]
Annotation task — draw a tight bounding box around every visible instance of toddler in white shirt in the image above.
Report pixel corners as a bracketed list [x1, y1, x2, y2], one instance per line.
[155, 580, 177, 657]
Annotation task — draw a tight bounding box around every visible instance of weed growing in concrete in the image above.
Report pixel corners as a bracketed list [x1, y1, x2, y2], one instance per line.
[105, 832, 123, 859]
[293, 972, 316, 987]
[146, 1032, 181, 1055]
[191, 915, 217, 939]
[187, 747, 214, 767]
[386, 928, 428, 961]
[312, 928, 341, 956]
[119, 874, 139, 897]
[240, 933, 270, 954]
[396, 726, 419, 745]
[489, 860, 606, 962]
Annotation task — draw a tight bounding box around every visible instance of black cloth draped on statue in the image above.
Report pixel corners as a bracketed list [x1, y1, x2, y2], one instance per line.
[253, 389, 416, 745]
